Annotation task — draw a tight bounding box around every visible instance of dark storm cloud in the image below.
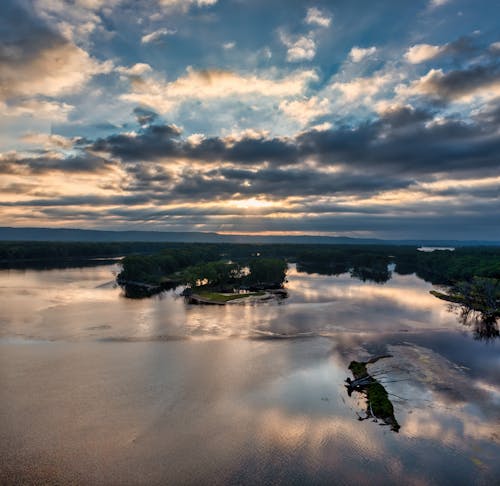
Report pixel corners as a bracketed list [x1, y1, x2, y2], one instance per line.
[182, 136, 301, 166]
[0, 1, 60, 68]
[29, 154, 115, 174]
[1, 182, 37, 194]
[133, 107, 159, 126]
[0, 158, 16, 175]
[431, 185, 500, 199]
[443, 36, 481, 58]
[92, 123, 182, 160]
[206, 167, 412, 198]
[421, 63, 500, 101]
[115, 162, 412, 202]
[89, 104, 500, 180]
[0, 151, 115, 175]
[0, 194, 152, 207]
[297, 112, 500, 175]
[473, 97, 500, 125]
[120, 164, 175, 196]
[6, 99, 491, 214]
[219, 137, 299, 165]
[92, 126, 300, 165]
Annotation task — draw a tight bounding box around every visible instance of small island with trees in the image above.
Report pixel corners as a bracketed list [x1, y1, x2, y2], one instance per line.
[116, 245, 288, 303]
[179, 258, 288, 305]
[346, 355, 400, 432]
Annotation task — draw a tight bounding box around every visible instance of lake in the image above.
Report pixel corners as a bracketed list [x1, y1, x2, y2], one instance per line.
[0, 263, 499, 485]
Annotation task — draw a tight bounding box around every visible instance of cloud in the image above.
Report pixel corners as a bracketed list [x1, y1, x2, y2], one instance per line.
[35, 0, 122, 13]
[116, 63, 153, 76]
[121, 67, 318, 112]
[329, 73, 394, 103]
[304, 7, 332, 28]
[4, 101, 500, 237]
[399, 38, 500, 104]
[92, 123, 182, 161]
[0, 99, 74, 122]
[349, 46, 377, 63]
[295, 107, 500, 176]
[21, 133, 76, 149]
[472, 97, 500, 125]
[0, 1, 112, 103]
[87, 102, 500, 181]
[157, 0, 217, 11]
[405, 44, 445, 64]
[0, 150, 116, 175]
[1, 2, 499, 238]
[405, 36, 481, 65]
[32, 0, 123, 46]
[16, 202, 498, 239]
[401, 64, 500, 102]
[141, 27, 176, 44]
[132, 107, 159, 126]
[90, 121, 299, 166]
[2, 42, 112, 99]
[428, 0, 451, 9]
[280, 33, 316, 62]
[279, 97, 330, 125]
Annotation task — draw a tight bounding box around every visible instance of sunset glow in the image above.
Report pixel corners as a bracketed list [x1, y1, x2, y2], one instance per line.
[1, 0, 499, 238]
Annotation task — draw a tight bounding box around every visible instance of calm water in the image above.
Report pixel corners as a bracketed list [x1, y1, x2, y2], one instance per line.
[0, 263, 498, 485]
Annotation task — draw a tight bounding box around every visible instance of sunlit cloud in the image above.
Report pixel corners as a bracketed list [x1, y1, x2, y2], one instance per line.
[349, 46, 377, 63]
[141, 27, 177, 44]
[158, 0, 217, 8]
[280, 32, 317, 62]
[0, 99, 74, 122]
[121, 67, 318, 112]
[404, 44, 445, 63]
[329, 73, 395, 103]
[428, 0, 452, 9]
[0, 41, 112, 101]
[304, 7, 332, 28]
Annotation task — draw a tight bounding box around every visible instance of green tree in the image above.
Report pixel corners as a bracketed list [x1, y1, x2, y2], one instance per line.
[247, 258, 287, 285]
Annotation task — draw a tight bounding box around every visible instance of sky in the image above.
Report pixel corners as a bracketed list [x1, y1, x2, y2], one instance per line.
[1, 0, 499, 239]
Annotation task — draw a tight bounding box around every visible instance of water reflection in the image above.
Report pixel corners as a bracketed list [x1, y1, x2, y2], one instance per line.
[0, 263, 499, 484]
[0, 262, 494, 342]
[297, 261, 392, 283]
[455, 306, 500, 341]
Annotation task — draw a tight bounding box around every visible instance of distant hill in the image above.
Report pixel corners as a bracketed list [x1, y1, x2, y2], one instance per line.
[0, 227, 498, 246]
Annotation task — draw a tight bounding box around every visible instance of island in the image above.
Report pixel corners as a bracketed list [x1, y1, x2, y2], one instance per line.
[117, 247, 288, 302]
[346, 355, 401, 432]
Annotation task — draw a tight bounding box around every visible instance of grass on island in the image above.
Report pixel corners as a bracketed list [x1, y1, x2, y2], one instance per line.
[196, 291, 266, 303]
